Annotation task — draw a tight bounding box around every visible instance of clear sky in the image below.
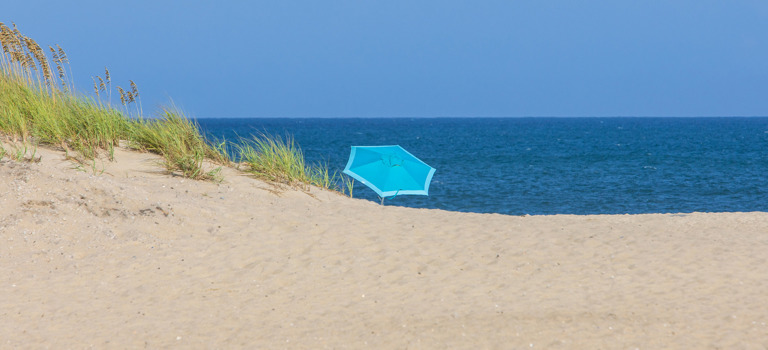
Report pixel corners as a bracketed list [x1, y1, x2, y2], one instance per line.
[4, 1, 768, 118]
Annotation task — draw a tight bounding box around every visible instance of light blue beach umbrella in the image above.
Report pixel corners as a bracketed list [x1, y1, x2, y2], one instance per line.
[343, 145, 436, 203]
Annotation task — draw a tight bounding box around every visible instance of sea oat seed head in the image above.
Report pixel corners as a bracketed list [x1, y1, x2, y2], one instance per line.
[0, 23, 11, 53]
[57, 45, 68, 63]
[22, 36, 51, 84]
[130, 80, 139, 98]
[11, 23, 21, 39]
[26, 54, 38, 72]
[118, 86, 126, 105]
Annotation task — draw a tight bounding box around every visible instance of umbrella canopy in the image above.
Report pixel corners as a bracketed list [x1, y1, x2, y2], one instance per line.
[343, 145, 436, 198]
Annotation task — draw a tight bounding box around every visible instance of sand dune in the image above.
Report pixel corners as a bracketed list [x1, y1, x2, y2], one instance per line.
[1, 145, 767, 349]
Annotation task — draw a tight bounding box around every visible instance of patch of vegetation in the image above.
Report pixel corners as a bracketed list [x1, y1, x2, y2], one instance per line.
[236, 133, 342, 191]
[0, 21, 346, 192]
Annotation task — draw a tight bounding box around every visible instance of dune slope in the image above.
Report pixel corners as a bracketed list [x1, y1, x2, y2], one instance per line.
[1, 146, 767, 349]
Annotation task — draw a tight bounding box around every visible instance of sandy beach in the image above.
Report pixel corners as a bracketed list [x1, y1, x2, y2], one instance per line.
[1, 145, 767, 349]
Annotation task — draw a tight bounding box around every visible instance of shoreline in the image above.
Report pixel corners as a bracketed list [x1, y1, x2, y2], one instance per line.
[2, 145, 767, 348]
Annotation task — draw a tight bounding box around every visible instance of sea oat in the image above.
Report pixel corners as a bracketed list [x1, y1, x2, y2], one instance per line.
[93, 77, 99, 96]
[22, 36, 51, 85]
[0, 23, 11, 55]
[57, 67, 67, 90]
[11, 23, 21, 42]
[1, 23, 24, 67]
[8, 25, 24, 54]
[21, 53, 35, 71]
[49, 46, 58, 61]
[117, 86, 126, 105]
[130, 80, 139, 98]
[50, 45, 67, 86]
[56, 45, 67, 63]
[105, 67, 111, 101]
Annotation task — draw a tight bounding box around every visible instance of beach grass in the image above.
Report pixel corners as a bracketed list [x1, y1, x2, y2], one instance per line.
[1, 21, 130, 161]
[236, 133, 341, 191]
[0, 21, 342, 192]
[128, 107, 223, 180]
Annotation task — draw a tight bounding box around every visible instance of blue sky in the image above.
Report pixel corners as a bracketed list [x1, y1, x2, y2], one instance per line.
[4, 1, 768, 118]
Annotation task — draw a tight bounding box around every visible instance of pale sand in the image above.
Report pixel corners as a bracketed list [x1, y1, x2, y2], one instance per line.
[1, 145, 767, 349]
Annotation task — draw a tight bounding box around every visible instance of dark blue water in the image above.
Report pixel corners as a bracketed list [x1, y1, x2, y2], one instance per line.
[196, 117, 768, 215]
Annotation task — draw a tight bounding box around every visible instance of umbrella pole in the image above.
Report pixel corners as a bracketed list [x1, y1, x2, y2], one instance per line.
[380, 190, 399, 206]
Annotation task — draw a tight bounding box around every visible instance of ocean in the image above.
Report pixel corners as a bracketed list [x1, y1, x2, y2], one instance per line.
[196, 117, 768, 216]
